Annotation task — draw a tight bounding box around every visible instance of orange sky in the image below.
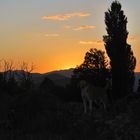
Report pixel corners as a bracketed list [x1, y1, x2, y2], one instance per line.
[0, 0, 140, 73]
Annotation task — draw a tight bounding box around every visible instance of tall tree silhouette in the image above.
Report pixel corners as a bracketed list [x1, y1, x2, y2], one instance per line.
[103, 1, 136, 99]
[74, 48, 109, 86]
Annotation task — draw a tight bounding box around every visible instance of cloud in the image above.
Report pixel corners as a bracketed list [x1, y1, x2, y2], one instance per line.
[79, 40, 103, 45]
[42, 12, 90, 21]
[64, 25, 71, 29]
[74, 25, 96, 31]
[45, 34, 60, 37]
[95, 40, 104, 44]
[79, 41, 94, 45]
[79, 36, 135, 46]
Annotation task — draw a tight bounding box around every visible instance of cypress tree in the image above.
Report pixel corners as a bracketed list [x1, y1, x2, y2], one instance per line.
[103, 1, 136, 99]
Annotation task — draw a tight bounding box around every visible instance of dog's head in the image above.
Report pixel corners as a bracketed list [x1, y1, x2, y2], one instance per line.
[78, 80, 87, 89]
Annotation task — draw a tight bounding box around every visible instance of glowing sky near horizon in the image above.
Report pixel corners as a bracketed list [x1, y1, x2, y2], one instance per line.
[0, 0, 140, 73]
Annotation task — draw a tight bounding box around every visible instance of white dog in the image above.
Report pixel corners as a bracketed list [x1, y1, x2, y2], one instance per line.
[79, 80, 111, 114]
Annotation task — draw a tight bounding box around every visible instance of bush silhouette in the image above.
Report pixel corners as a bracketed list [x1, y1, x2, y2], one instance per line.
[73, 48, 110, 87]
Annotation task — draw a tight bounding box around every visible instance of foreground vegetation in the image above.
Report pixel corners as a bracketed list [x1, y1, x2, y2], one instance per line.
[0, 89, 140, 140]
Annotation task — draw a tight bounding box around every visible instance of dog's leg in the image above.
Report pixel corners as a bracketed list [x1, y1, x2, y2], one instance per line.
[83, 98, 87, 114]
[89, 100, 92, 114]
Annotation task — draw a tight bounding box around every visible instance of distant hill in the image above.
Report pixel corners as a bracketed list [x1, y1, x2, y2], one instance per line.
[44, 70, 139, 91]
[4, 69, 140, 90]
[31, 68, 74, 87]
[45, 68, 74, 78]
[44, 73, 70, 87]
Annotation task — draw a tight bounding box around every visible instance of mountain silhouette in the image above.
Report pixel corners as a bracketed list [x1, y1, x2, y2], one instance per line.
[2, 68, 139, 91]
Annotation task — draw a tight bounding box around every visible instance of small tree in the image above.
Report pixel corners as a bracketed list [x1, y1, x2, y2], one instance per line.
[0, 60, 18, 93]
[17, 62, 35, 91]
[40, 77, 55, 93]
[103, 1, 136, 99]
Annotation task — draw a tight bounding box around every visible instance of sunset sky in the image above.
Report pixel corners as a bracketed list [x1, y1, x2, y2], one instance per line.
[0, 0, 140, 73]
